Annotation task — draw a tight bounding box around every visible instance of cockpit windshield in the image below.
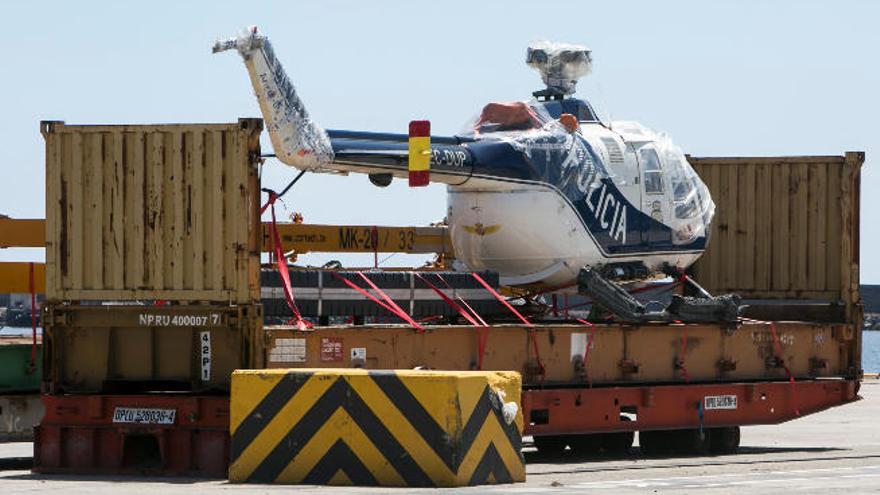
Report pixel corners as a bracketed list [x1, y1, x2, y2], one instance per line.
[656, 135, 715, 243]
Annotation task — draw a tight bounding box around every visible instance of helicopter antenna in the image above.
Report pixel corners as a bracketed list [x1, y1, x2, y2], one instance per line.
[526, 41, 592, 100]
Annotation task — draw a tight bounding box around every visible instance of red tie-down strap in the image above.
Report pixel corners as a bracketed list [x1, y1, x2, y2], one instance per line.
[768, 321, 800, 415]
[471, 272, 546, 381]
[417, 273, 490, 369]
[331, 272, 425, 332]
[262, 192, 311, 330]
[28, 262, 37, 372]
[435, 273, 488, 326]
[356, 272, 425, 332]
[415, 273, 482, 327]
[741, 317, 800, 416]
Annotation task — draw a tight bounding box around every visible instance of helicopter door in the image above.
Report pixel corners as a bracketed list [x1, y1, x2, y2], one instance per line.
[637, 146, 671, 245]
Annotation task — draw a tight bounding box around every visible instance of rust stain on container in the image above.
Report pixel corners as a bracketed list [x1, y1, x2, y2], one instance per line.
[262, 319, 858, 386]
[688, 153, 864, 324]
[43, 303, 264, 394]
[42, 119, 263, 304]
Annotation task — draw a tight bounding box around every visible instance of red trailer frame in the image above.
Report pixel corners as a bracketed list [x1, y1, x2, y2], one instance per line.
[523, 379, 860, 436]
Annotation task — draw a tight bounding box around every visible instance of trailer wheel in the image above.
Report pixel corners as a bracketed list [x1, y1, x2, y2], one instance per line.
[533, 435, 568, 456]
[671, 429, 710, 455]
[638, 430, 674, 456]
[599, 416, 634, 455]
[708, 426, 740, 454]
[568, 434, 603, 456]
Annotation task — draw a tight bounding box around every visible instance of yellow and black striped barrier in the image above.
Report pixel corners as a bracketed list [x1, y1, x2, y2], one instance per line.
[229, 369, 524, 486]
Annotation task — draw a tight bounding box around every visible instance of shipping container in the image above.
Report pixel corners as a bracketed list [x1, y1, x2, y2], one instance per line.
[43, 304, 263, 394]
[688, 153, 864, 325]
[0, 337, 41, 393]
[0, 394, 43, 442]
[42, 119, 263, 304]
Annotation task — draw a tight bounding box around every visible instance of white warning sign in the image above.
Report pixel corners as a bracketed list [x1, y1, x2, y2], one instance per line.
[200, 331, 211, 381]
[704, 395, 738, 410]
[268, 338, 307, 363]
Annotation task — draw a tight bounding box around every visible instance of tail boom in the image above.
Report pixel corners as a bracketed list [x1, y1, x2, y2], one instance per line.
[214, 28, 334, 170]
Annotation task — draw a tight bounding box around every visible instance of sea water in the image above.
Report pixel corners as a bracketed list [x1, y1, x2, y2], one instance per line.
[863, 331, 880, 372]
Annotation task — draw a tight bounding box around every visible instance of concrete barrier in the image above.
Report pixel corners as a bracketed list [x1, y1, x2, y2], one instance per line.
[229, 369, 524, 486]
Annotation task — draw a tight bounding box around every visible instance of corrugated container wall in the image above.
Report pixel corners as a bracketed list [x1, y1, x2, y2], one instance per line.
[42, 119, 263, 304]
[688, 152, 863, 323]
[43, 304, 264, 394]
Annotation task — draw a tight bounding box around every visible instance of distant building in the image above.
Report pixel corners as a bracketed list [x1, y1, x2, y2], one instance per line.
[4, 293, 42, 312]
[862, 285, 880, 312]
[862, 285, 880, 330]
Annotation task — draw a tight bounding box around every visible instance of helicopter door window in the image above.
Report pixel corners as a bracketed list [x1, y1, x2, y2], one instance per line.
[640, 148, 664, 194]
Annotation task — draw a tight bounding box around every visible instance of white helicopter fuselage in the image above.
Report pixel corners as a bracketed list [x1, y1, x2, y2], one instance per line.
[448, 121, 709, 290]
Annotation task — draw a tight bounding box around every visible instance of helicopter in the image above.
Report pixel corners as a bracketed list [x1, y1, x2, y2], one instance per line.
[214, 28, 715, 295]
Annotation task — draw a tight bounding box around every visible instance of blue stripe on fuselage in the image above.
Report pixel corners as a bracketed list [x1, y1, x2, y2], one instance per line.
[327, 125, 707, 256]
[466, 135, 706, 255]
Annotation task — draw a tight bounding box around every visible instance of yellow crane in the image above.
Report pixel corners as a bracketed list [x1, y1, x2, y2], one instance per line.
[0, 218, 453, 293]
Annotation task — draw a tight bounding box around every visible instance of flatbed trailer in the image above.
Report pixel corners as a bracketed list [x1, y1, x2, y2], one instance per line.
[258, 317, 860, 454]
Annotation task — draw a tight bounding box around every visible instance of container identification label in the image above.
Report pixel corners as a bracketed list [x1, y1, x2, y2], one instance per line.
[138, 313, 223, 327]
[268, 338, 306, 363]
[200, 331, 211, 381]
[112, 407, 176, 425]
[704, 395, 738, 410]
[321, 337, 344, 362]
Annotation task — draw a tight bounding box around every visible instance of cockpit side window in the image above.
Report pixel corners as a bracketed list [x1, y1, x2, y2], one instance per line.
[640, 148, 664, 194]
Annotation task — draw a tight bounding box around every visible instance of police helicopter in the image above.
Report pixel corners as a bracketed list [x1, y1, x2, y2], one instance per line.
[214, 28, 727, 320]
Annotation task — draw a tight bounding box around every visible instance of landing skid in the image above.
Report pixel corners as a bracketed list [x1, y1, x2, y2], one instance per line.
[577, 267, 742, 324]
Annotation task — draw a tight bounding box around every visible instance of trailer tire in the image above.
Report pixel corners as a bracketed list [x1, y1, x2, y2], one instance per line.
[533, 435, 568, 456]
[568, 434, 603, 456]
[639, 430, 674, 456]
[671, 429, 710, 455]
[708, 426, 740, 454]
[600, 416, 634, 455]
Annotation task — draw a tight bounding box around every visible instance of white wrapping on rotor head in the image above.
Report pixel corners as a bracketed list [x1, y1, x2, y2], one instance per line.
[526, 41, 592, 95]
[213, 28, 335, 170]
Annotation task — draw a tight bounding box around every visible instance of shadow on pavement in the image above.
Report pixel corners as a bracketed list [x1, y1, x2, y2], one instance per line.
[524, 445, 847, 464]
[0, 457, 32, 471]
[524, 447, 880, 476]
[0, 471, 222, 484]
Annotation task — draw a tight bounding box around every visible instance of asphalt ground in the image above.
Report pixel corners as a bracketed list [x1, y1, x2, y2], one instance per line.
[1, 383, 878, 494]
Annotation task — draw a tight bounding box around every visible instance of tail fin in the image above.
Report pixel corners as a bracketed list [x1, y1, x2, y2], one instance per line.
[213, 27, 335, 170]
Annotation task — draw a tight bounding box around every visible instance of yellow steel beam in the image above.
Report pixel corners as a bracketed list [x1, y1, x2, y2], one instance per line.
[261, 223, 452, 255]
[0, 219, 45, 248]
[0, 218, 453, 255]
[0, 262, 45, 293]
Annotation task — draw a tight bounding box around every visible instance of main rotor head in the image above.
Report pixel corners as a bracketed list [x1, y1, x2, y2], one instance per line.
[526, 41, 592, 98]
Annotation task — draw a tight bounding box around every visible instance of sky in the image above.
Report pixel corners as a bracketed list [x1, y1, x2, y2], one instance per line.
[1, 0, 878, 280]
